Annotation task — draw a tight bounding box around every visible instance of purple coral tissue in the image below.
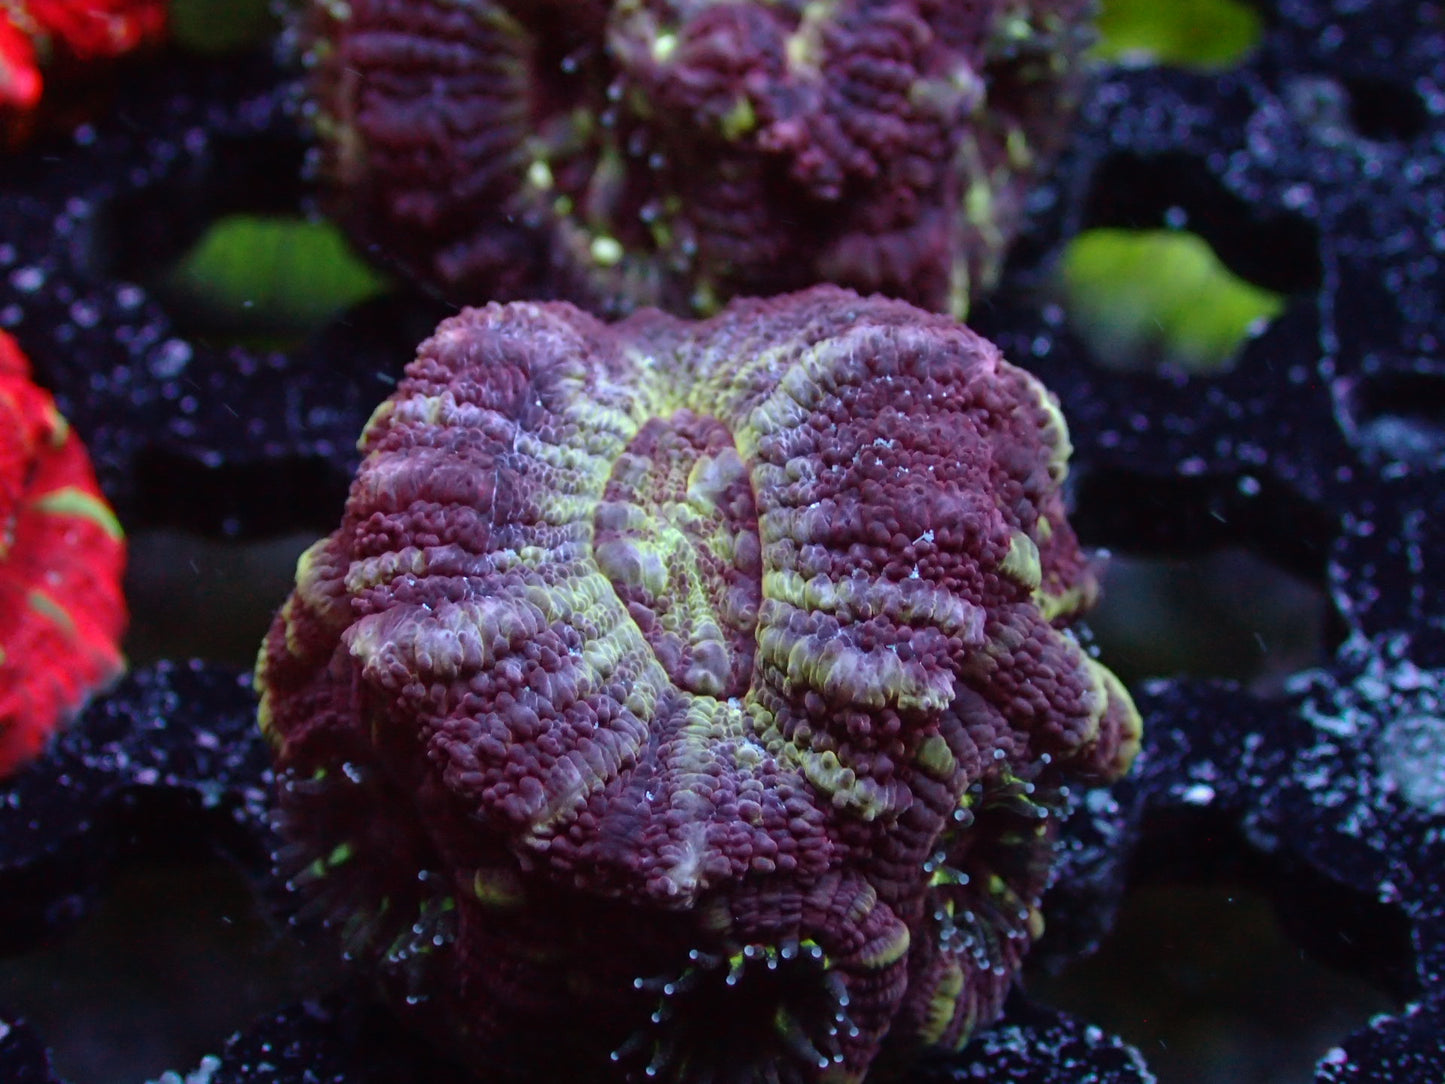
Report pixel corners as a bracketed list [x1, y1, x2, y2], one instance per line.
[255, 286, 1140, 1083]
[298, 0, 1093, 318]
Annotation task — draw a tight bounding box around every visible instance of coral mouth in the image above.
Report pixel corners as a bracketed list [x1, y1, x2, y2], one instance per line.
[594, 408, 761, 699]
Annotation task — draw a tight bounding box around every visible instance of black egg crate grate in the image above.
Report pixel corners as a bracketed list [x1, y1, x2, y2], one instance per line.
[2, 0, 1444, 1081]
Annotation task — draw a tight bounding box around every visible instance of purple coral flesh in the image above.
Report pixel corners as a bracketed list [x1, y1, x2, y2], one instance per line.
[298, 0, 1094, 318]
[256, 286, 1140, 1082]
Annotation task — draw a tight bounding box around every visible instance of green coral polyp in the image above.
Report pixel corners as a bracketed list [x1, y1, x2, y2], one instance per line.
[257, 286, 1140, 1082]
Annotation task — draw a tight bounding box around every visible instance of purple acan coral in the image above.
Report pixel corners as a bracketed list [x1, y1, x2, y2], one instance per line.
[299, 0, 1094, 318]
[255, 286, 1140, 1083]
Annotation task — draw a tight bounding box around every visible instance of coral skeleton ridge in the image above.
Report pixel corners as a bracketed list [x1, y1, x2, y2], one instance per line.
[257, 286, 1139, 1082]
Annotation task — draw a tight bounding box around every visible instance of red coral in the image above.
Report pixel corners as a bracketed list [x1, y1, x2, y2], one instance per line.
[1, 0, 167, 146]
[0, 15, 43, 113]
[301, 0, 1093, 317]
[258, 287, 1138, 1081]
[0, 331, 126, 777]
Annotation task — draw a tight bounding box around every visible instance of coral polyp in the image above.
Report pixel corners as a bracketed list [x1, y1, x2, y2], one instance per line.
[0, 330, 126, 777]
[256, 286, 1140, 1082]
[299, 0, 1094, 317]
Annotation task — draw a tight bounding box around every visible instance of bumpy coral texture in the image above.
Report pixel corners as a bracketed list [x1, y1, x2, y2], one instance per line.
[257, 286, 1140, 1083]
[300, 0, 1092, 318]
[0, 331, 126, 777]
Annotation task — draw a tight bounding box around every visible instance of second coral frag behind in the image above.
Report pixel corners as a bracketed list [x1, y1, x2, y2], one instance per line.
[299, 0, 1094, 319]
[0, 330, 127, 777]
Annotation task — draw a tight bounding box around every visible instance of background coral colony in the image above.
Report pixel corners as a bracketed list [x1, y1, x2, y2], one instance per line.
[1, 2, 1445, 1084]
